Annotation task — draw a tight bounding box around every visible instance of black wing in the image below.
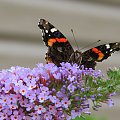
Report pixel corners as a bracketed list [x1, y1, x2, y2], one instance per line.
[81, 42, 120, 69]
[38, 19, 74, 66]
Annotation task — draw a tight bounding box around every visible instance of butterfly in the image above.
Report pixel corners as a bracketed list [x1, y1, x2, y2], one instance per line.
[38, 19, 120, 69]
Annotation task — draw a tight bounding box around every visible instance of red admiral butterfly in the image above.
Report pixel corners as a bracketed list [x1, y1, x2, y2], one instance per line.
[38, 19, 120, 69]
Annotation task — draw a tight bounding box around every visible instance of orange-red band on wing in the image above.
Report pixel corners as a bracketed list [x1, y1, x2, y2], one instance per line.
[48, 38, 67, 46]
[48, 39, 56, 46]
[56, 38, 67, 43]
[92, 48, 104, 61]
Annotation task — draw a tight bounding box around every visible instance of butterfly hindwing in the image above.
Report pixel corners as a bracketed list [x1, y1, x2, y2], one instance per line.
[81, 42, 120, 69]
[38, 19, 74, 66]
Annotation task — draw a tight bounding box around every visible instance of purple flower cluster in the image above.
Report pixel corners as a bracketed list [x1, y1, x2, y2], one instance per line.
[0, 63, 112, 120]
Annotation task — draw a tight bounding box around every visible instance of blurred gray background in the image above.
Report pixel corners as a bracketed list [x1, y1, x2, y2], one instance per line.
[0, 0, 120, 119]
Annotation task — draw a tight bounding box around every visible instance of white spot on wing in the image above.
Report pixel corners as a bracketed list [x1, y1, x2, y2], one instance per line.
[106, 44, 110, 49]
[41, 30, 45, 36]
[110, 49, 113, 52]
[45, 30, 48, 33]
[42, 32, 44, 36]
[106, 51, 108, 53]
[51, 28, 57, 33]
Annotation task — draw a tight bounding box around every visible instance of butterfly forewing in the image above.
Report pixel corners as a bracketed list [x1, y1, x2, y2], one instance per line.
[38, 19, 74, 66]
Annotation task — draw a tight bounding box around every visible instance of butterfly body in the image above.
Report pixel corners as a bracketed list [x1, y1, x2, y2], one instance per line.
[38, 19, 120, 69]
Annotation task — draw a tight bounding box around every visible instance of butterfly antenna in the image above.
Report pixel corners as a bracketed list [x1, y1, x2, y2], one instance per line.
[71, 29, 80, 51]
[79, 40, 101, 50]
